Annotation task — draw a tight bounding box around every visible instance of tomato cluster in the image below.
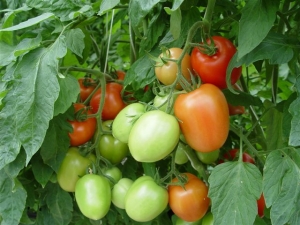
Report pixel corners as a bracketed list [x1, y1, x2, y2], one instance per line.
[56, 38, 261, 223]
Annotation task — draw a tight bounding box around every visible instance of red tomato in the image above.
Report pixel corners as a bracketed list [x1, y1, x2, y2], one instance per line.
[257, 193, 266, 217]
[191, 36, 242, 89]
[78, 78, 97, 102]
[168, 173, 210, 222]
[116, 70, 126, 81]
[174, 84, 229, 152]
[228, 104, 245, 115]
[68, 103, 97, 146]
[89, 83, 126, 120]
[219, 149, 255, 164]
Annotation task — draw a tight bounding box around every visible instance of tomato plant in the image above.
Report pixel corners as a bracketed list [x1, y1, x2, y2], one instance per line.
[75, 174, 111, 220]
[201, 212, 214, 225]
[228, 104, 245, 115]
[125, 176, 168, 222]
[257, 194, 266, 218]
[103, 166, 122, 187]
[219, 149, 255, 164]
[175, 142, 189, 165]
[155, 48, 192, 90]
[128, 110, 180, 162]
[78, 77, 97, 102]
[174, 84, 229, 152]
[196, 149, 220, 164]
[191, 36, 242, 89]
[90, 82, 126, 120]
[68, 103, 97, 146]
[168, 173, 210, 222]
[174, 215, 202, 225]
[111, 178, 133, 209]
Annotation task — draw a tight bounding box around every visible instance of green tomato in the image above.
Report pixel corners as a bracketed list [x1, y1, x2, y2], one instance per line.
[125, 176, 168, 222]
[153, 92, 177, 113]
[112, 178, 133, 209]
[128, 110, 180, 162]
[75, 174, 111, 220]
[201, 212, 213, 225]
[103, 166, 122, 187]
[112, 103, 145, 143]
[174, 215, 202, 225]
[57, 147, 95, 192]
[196, 149, 220, 164]
[175, 142, 189, 165]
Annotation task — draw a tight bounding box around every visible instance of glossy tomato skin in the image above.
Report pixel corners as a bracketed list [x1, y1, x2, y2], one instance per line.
[57, 147, 95, 192]
[112, 178, 133, 209]
[257, 193, 266, 217]
[112, 103, 146, 143]
[168, 173, 210, 222]
[128, 110, 180, 162]
[89, 82, 126, 120]
[174, 84, 229, 152]
[78, 78, 96, 102]
[75, 174, 111, 220]
[68, 103, 97, 146]
[220, 149, 255, 164]
[191, 36, 242, 89]
[125, 176, 168, 222]
[155, 48, 192, 90]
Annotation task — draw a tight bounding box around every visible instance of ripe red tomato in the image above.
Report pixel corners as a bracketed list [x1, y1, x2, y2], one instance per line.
[89, 82, 126, 120]
[257, 193, 265, 217]
[174, 84, 229, 152]
[219, 149, 255, 164]
[116, 70, 126, 81]
[155, 48, 192, 90]
[191, 36, 242, 89]
[168, 173, 210, 222]
[228, 104, 245, 115]
[78, 77, 97, 102]
[68, 103, 97, 146]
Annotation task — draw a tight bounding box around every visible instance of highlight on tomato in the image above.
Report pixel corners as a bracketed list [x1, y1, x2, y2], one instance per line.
[191, 36, 242, 89]
[168, 173, 210, 222]
[155, 47, 192, 90]
[174, 83, 229, 153]
[68, 103, 97, 147]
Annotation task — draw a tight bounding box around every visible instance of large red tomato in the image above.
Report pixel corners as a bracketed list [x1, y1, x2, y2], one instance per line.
[89, 82, 126, 120]
[174, 83, 229, 152]
[191, 36, 242, 89]
[68, 103, 97, 146]
[168, 173, 210, 222]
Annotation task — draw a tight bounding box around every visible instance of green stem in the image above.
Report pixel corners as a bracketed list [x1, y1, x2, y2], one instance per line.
[203, 0, 216, 34]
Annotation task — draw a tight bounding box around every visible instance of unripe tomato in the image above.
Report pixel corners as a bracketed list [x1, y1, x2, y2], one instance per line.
[103, 166, 122, 187]
[196, 149, 220, 164]
[174, 215, 202, 225]
[155, 48, 192, 90]
[201, 212, 214, 225]
[168, 173, 210, 222]
[125, 176, 168, 222]
[153, 91, 177, 113]
[57, 147, 95, 192]
[174, 84, 229, 152]
[128, 110, 180, 162]
[191, 36, 242, 89]
[75, 174, 111, 220]
[175, 142, 189, 165]
[112, 178, 133, 209]
[68, 103, 97, 146]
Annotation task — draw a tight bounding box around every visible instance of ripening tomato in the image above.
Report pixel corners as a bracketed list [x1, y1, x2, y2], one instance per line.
[155, 48, 192, 90]
[228, 104, 245, 115]
[116, 70, 126, 80]
[191, 36, 242, 89]
[219, 149, 255, 164]
[89, 82, 126, 120]
[257, 193, 266, 217]
[168, 173, 210, 222]
[78, 77, 97, 102]
[174, 84, 229, 152]
[68, 103, 97, 146]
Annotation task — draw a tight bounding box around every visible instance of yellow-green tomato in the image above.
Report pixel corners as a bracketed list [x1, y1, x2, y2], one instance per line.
[112, 103, 146, 143]
[57, 147, 95, 192]
[201, 212, 214, 225]
[75, 174, 111, 220]
[174, 215, 202, 225]
[196, 149, 220, 164]
[103, 166, 122, 187]
[175, 142, 189, 165]
[153, 92, 177, 113]
[112, 178, 133, 209]
[125, 176, 168, 222]
[128, 110, 180, 162]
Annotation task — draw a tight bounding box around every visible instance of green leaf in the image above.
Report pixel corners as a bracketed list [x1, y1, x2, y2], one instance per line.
[170, 8, 182, 40]
[0, 42, 15, 66]
[54, 74, 80, 116]
[171, 0, 184, 11]
[69, 5, 94, 19]
[289, 95, 300, 146]
[0, 12, 55, 31]
[0, 175, 27, 225]
[98, 0, 120, 15]
[64, 28, 85, 58]
[2, 149, 26, 181]
[222, 89, 263, 107]
[40, 115, 71, 172]
[31, 153, 54, 188]
[263, 148, 300, 225]
[208, 162, 262, 225]
[0, 36, 67, 169]
[129, 0, 160, 28]
[238, 0, 279, 59]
